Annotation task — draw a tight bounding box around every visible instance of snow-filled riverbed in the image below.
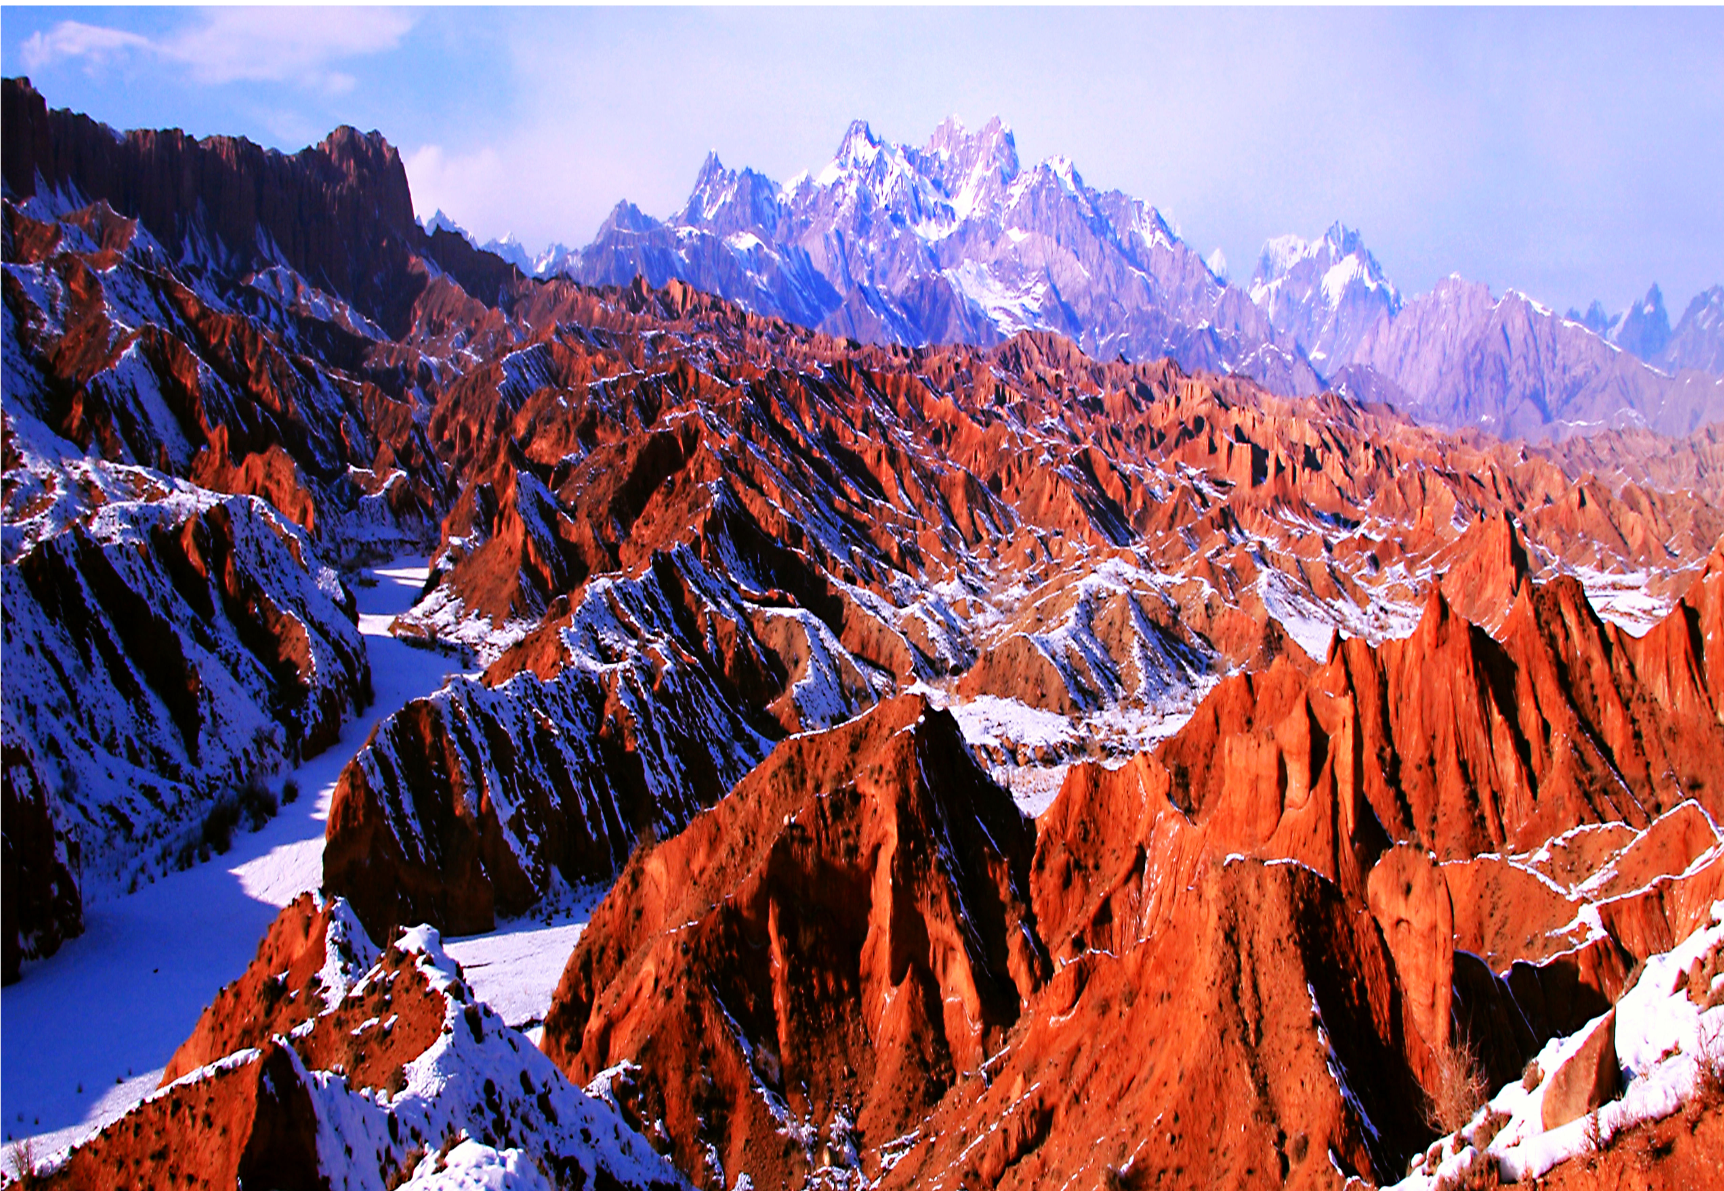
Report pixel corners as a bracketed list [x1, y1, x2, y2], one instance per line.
[1, 562, 475, 1155]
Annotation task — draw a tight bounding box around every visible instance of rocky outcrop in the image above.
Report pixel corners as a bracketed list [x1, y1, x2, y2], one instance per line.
[541, 695, 1047, 1191]
[1171, 568, 1724, 862]
[1368, 845, 1456, 1055]
[323, 621, 775, 938]
[34, 895, 688, 1190]
[1539, 1010, 1620, 1131]
[160, 892, 377, 1084]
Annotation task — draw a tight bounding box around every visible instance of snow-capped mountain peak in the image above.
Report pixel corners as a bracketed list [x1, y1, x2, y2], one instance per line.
[1248, 222, 1400, 367]
[421, 208, 476, 245]
[676, 151, 782, 237]
[1254, 232, 1319, 286]
[822, 118, 886, 182]
[1251, 223, 1391, 306]
[479, 231, 532, 274]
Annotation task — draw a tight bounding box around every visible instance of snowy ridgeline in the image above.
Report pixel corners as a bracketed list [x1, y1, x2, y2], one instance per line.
[288, 918, 686, 1190]
[20, 895, 688, 1190]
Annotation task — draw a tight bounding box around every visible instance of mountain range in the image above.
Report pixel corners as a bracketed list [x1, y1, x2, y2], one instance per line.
[449, 116, 1724, 442]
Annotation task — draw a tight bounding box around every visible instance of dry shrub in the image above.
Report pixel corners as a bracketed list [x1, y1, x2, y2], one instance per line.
[1584, 1107, 1610, 1159]
[1695, 1020, 1724, 1110]
[7, 1139, 37, 1185]
[1427, 1033, 1490, 1136]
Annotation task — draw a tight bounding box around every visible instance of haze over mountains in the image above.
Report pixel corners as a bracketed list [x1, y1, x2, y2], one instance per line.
[454, 116, 1724, 443]
[9, 76, 1724, 1190]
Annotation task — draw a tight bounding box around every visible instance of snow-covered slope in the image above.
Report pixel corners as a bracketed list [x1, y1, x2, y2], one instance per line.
[1397, 899, 1724, 1188]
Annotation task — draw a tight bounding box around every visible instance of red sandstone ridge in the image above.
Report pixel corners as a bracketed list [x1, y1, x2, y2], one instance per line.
[31, 895, 687, 1189]
[540, 694, 1048, 1191]
[1157, 570, 1724, 866]
[159, 892, 378, 1085]
[881, 858, 1431, 1189]
[864, 577, 1724, 1190]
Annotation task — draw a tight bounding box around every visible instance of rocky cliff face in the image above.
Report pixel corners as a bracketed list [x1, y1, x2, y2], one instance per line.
[541, 696, 1047, 1191]
[2, 76, 518, 339]
[0, 747, 80, 986]
[0, 458, 370, 979]
[1, 78, 459, 979]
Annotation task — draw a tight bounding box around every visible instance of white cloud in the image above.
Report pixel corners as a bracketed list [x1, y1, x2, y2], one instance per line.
[21, 22, 152, 73]
[402, 143, 507, 231]
[20, 8, 415, 93]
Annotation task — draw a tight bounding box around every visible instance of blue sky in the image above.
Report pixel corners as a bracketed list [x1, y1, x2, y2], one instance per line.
[6, 6, 1722, 318]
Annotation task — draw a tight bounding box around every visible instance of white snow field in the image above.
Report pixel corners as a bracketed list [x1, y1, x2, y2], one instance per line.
[444, 879, 611, 1047]
[0, 562, 474, 1157]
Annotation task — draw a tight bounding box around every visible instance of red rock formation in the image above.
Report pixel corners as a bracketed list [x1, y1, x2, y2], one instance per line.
[1540, 1010, 1620, 1131]
[33, 1039, 325, 1191]
[1369, 845, 1456, 1054]
[334, 271, 1716, 932]
[322, 626, 774, 939]
[38, 896, 687, 1190]
[161, 892, 374, 1084]
[880, 858, 1431, 1189]
[16, 85, 1724, 1191]
[541, 695, 1046, 1191]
